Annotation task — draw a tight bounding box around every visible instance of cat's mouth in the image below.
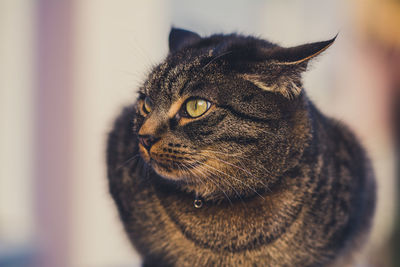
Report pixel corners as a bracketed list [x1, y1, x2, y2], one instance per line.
[138, 142, 204, 180]
[149, 158, 203, 181]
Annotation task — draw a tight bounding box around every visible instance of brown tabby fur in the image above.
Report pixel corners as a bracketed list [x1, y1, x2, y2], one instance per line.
[106, 28, 375, 266]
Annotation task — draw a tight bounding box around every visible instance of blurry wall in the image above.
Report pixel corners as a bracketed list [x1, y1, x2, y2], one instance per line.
[0, 0, 35, 264]
[70, 1, 168, 266]
[0, 0, 397, 266]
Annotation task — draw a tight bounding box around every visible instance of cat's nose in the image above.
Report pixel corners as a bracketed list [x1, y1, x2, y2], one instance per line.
[138, 135, 160, 151]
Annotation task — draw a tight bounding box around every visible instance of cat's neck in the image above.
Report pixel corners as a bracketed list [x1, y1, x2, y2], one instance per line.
[150, 152, 314, 207]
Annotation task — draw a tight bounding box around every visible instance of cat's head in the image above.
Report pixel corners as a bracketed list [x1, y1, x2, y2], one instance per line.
[134, 28, 335, 201]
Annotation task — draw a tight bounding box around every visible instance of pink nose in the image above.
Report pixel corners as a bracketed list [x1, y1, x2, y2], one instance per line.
[138, 135, 159, 151]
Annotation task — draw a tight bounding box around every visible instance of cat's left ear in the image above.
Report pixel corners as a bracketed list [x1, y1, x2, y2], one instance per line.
[243, 35, 337, 99]
[169, 27, 201, 53]
[268, 34, 337, 66]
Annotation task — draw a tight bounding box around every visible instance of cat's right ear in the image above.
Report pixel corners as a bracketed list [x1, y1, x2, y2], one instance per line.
[169, 28, 201, 53]
[242, 36, 337, 99]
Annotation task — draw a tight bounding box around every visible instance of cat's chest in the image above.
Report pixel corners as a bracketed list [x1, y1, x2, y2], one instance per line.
[135, 180, 305, 253]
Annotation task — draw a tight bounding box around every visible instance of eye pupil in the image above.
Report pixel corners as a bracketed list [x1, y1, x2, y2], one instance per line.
[144, 97, 152, 113]
[185, 99, 210, 118]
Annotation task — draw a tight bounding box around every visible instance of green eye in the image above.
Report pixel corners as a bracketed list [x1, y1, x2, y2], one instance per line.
[185, 99, 211, 118]
[143, 97, 153, 114]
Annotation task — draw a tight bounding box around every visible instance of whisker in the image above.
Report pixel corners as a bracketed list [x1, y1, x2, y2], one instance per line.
[184, 161, 209, 189]
[117, 154, 140, 171]
[177, 51, 234, 97]
[178, 164, 190, 187]
[188, 160, 234, 205]
[184, 162, 215, 200]
[202, 51, 233, 70]
[194, 162, 243, 205]
[204, 154, 256, 177]
[198, 161, 265, 200]
[200, 148, 274, 182]
[199, 149, 245, 159]
[202, 154, 271, 192]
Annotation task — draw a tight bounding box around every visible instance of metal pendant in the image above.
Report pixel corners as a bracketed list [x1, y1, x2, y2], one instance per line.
[194, 195, 203, 209]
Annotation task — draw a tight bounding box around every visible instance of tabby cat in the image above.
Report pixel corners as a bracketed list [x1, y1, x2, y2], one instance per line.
[106, 28, 376, 266]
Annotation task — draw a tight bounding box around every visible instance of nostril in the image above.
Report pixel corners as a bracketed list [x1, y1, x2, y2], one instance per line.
[138, 135, 160, 150]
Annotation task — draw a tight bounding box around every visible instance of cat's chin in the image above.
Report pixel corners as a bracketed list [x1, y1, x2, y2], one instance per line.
[149, 159, 187, 181]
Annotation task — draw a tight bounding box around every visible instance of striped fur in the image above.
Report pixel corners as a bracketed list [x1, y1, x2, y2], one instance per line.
[106, 28, 375, 266]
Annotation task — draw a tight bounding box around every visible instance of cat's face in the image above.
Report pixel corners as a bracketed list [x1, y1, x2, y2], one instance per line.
[134, 29, 335, 200]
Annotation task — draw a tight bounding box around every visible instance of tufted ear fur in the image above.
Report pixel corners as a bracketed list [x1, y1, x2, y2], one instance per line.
[243, 35, 337, 99]
[169, 28, 201, 53]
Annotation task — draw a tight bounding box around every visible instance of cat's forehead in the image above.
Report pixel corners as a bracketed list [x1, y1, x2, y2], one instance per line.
[142, 51, 215, 100]
[142, 35, 280, 92]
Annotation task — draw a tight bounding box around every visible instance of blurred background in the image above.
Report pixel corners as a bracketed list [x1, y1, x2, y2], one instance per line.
[0, 0, 399, 266]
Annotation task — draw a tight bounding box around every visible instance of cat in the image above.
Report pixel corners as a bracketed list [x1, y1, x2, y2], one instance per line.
[106, 28, 376, 267]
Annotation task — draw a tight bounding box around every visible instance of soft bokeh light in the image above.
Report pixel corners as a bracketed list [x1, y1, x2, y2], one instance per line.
[1, 0, 398, 266]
